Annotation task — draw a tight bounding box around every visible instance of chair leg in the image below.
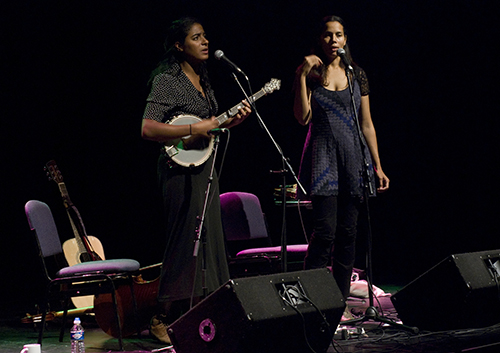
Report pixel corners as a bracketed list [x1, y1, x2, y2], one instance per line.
[37, 298, 49, 345]
[38, 282, 56, 345]
[59, 296, 70, 342]
[109, 277, 124, 351]
[127, 275, 141, 338]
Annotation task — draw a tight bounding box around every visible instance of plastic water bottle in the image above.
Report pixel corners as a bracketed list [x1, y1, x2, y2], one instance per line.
[70, 317, 85, 353]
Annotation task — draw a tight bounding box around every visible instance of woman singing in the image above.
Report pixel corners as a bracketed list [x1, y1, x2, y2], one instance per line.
[293, 15, 389, 302]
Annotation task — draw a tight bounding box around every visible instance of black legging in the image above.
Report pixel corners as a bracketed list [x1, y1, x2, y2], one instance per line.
[304, 194, 361, 299]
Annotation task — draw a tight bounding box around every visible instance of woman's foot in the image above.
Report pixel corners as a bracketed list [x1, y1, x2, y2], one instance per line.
[150, 315, 172, 344]
[341, 304, 355, 321]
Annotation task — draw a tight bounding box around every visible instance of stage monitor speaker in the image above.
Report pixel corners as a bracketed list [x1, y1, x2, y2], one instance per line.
[391, 249, 500, 331]
[168, 268, 345, 353]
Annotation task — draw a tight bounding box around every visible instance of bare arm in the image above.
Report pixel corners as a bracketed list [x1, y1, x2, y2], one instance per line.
[141, 117, 219, 143]
[293, 55, 323, 125]
[359, 95, 390, 192]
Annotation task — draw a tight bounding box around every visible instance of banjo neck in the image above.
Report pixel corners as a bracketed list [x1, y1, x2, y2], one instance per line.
[215, 87, 268, 126]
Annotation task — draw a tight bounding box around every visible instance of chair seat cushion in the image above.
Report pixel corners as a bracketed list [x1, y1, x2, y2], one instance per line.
[57, 259, 140, 277]
[236, 244, 308, 256]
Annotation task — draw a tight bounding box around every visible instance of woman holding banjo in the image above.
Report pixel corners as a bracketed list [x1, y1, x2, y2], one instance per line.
[141, 16, 251, 343]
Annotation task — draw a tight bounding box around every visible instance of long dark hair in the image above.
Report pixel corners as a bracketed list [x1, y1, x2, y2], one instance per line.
[311, 15, 356, 86]
[148, 16, 211, 90]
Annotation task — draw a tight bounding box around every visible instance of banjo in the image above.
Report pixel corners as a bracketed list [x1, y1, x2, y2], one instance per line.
[164, 78, 281, 167]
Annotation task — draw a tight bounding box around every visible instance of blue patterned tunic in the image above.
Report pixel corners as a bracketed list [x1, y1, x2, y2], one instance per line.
[299, 67, 375, 198]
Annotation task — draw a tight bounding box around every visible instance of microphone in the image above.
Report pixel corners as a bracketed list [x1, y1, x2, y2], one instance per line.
[214, 50, 245, 75]
[337, 48, 353, 72]
[207, 128, 228, 136]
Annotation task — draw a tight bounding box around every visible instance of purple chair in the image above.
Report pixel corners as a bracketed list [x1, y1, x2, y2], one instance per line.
[220, 192, 308, 277]
[25, 200, 140, 350]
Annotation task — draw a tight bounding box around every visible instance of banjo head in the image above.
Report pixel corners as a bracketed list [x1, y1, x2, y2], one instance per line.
[164, 114, 214, 168]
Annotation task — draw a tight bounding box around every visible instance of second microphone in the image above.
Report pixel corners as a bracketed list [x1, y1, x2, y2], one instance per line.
[207, 128, 229, 136]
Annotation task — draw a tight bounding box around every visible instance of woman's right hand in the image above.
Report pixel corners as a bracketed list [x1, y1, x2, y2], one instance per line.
[192, 116, 220, 138]
[293, 55, 322, 125]
[297, 55, 323, 77]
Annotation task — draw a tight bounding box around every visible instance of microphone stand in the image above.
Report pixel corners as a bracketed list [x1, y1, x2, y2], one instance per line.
[229, 71, 307, 272]
[192, 135, 222, 302]
[339, 67, 418, 333]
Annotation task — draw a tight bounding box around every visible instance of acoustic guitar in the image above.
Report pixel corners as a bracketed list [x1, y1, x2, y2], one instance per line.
[164, 78, 281, 167]
[93, 263, 161, 338]
[45, 160, 105, 308]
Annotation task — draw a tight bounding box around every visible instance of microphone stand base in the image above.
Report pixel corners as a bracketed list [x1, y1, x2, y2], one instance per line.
[341, 305, 419, 334]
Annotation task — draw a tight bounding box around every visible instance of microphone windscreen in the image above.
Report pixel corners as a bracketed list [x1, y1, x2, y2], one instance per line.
[214, 50, 224, 60]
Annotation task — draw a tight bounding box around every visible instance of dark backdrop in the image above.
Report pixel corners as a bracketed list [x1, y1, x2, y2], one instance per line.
[2, 0, 498, 316]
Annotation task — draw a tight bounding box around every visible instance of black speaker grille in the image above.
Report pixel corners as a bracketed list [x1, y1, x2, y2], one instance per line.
[169, 268, 345, 353]
[391, 249, 500, 331]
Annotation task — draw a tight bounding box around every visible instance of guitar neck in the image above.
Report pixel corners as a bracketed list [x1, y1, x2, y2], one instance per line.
[57, 182, 81, 241]
[57, 182, 73, 207]
[57, 182, 91, 257]
[45, 160, 101, 262]
[216, 87, 267, 126]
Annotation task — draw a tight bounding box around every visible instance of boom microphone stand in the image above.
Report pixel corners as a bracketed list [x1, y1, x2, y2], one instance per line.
[339, 61, 418, 333]
[228, 69, 307, 273]
[216, 50, 307, 272]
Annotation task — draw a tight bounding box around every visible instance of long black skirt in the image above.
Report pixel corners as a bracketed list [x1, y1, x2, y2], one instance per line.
[156, 154, 230, 302]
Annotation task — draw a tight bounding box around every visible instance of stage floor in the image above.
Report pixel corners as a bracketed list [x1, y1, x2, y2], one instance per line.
[3, 291, 500, 353]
